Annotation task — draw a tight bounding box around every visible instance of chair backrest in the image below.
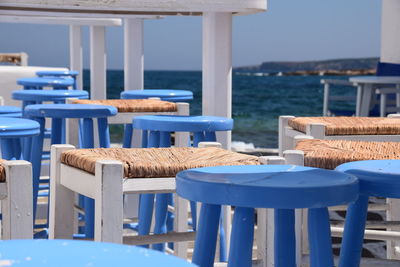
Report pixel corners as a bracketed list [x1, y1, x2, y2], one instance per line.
[376, 62, 400, 76]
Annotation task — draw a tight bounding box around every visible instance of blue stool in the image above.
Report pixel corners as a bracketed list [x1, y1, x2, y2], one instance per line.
[336, 160, 400, 267]
[132, 115, 233, 254]
[0, 117, 40, 160]
[0, 239, 195, 267]
[176, 165, 359, 267]
[0, 105, 22, 117]
[12, 89, 88, 112]
[121, 89, 193, 102]
[24, 103, 117, 235]
[36, 70, 79, 89]
[17, 77, 74, 90]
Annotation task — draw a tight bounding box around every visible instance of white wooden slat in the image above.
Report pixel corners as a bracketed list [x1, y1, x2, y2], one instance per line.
[122, 177, 176, 194]
[1, 160, 33, 239]
[60, 164, 96, 198]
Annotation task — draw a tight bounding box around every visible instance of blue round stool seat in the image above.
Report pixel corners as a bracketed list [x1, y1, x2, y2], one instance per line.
[177, 165, 358, 209]
[12, 90, 88, 103]
[0, 239, 194, 267]
[36, 70, 79, 77]
[336, 160, 400, 267]
[17, 77, 74, 89]
[121, 89, 193, 102]
[176, 164, 358, 267]
[0, 117, 40, 138]
[24, 104, 117, 118]
[133, 115, 233, 132]
[0, 106, 22, 117]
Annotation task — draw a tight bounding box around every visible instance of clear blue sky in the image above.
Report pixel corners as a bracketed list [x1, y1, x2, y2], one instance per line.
[0, 0, 381, 70]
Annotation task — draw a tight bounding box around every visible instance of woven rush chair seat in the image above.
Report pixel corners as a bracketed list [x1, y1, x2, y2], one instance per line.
[295, 139, 400, 169]
[0, 159, 6, 182]
[288, 117, 400, 136]
[61, 147, 261, 178]
[72, 99, 177, 113]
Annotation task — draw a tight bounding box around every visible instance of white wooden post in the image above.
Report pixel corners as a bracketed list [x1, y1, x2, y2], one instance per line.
[2, 160, 33, 239]
[124, 18, 144, 91]
[90, 26, 107, 100]
[202, 12, 232, 150]
[69, 25, 83, 89]
[49, 145, 75, 239]
[381, 0, 400, 65]
[94, 160, 124, 243]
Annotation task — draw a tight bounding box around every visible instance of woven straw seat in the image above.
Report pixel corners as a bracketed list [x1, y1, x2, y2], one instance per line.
[295, 139, 400, 169]
[72, 99, 177, 113]
[0, 159, 6, 182]
[288, 117, 400, 136]
[61, 147, 261, 178]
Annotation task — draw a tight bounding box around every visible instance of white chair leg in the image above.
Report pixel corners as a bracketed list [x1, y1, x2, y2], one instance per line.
[49, 144, 75, 239]
[94, 160, 123, 243]
[278, 115, 295, 156]
[174, 194, 188, 258]
[2, 160, 33, 239]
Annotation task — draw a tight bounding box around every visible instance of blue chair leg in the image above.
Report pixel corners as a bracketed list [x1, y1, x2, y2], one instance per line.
[153, 193, 169, 251]
[123, 124, 133, 148]
[274, 208, 296, 267]
[228, 207, 254, 267]
[192, 203, 221, 267]
[308, 207, 334, 267]
[339, 195, 369, 267]
[219, 215, 227, 262]
[138, 194, 155, 248]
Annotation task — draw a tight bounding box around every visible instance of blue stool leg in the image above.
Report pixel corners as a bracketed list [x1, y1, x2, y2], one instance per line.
[274, 208, 296, 267]
[228, 207, 254, 267]
[141, 130, 148, 148]
[1, 139, 15, 160]
[204, 131, 217, 141]
[123, 124, 133, 148]
[97, 118, 110, 148]
[82, 118, 95, 239]
[153, 193, 169, 251]
[308, 207, 334, 267]
[339, 195, 369, 267]
[138, 194, 155, 248]
[193, 131, 205, 147]
[51, 118, 63, 145]
[30, 117, 45, 221]
[193, 203, 221, 267]
[11, 138, 22, 160]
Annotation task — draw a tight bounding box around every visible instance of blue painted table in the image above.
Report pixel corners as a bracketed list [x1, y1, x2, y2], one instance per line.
[176, 165, 359, 267]
[0, 239, 195, 267]
[17, 77, 74, 90]
[121, 89, 193, 102]
[336, 160, 400, 267]
[36, 70, 79, 89]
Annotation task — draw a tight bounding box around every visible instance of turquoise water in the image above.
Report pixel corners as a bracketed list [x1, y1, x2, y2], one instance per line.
[83, 70, 354, 148]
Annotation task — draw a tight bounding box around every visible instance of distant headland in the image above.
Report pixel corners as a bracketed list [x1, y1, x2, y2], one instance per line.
[234, 57, 379, 76]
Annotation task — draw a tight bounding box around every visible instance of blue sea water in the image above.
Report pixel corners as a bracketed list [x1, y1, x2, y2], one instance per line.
[83, 70, 354, 148]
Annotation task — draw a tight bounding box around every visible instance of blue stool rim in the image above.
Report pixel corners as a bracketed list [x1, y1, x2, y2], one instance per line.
[12, 90, 88, 101]
[176, 165, 359, 209]
[17, 77, 74, 86]
[336, 159, 400, 198]
[24, 104, 118, 118]
[0, 117, 40, 137]
[36, 70, 79, 76]
[133, 115, 233, 132]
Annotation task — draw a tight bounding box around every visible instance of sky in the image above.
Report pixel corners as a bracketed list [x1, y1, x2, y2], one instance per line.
[0, 0, 381, 70]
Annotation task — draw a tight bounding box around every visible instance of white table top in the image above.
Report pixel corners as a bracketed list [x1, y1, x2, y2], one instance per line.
[350, 76, 400, 84]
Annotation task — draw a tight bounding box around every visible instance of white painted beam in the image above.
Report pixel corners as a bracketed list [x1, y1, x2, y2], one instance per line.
[69, 25, 83, 89]
[90, 25, 107, 100]
[202, 12, 232, 150]
[0, 15, 122, 26]
[381, 0, 400, 64]
[124, 18, 144, 90]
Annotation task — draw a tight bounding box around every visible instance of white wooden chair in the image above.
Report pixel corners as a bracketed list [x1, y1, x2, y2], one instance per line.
[0, 160, 33, 239]
[279, 115, 400, 156]
[48, 143, 261, 259]
[273, 138, 400, 265]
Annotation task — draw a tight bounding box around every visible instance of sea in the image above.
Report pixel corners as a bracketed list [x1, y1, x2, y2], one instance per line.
[83, 70, 354, 149]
